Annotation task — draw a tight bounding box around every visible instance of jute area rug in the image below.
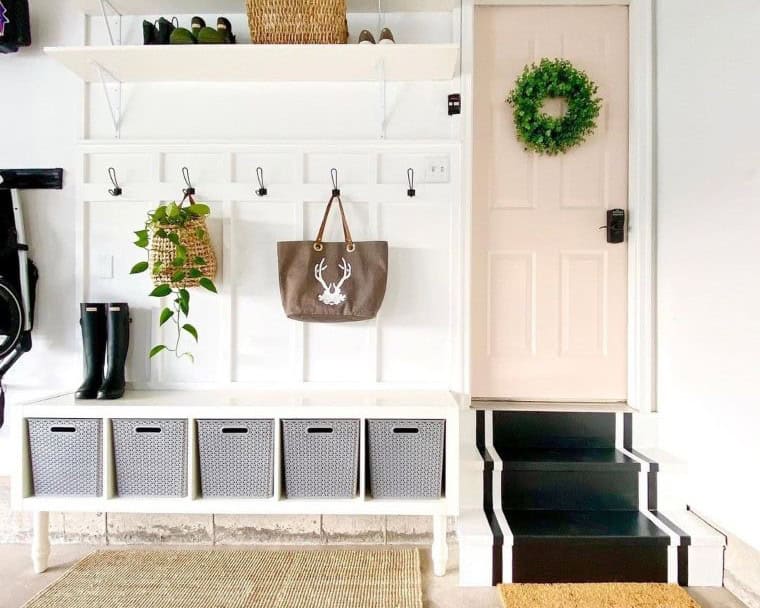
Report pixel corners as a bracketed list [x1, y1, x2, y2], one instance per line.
[24, 548, 423, 608]
[498, 583, 701, 608]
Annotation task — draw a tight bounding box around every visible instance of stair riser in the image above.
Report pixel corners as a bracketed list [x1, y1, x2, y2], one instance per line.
[501, 470, 639, 510]
[493, 412, 617, 449]
[512, 540, 669, 583]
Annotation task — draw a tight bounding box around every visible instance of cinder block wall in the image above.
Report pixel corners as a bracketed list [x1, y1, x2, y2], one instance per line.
[0, 478, 454, 546]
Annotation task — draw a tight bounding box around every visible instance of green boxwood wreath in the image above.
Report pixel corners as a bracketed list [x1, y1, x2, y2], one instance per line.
[506, 58, 602, 155]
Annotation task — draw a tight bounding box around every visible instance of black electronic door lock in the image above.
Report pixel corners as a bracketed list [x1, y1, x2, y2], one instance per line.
[603, 209, 626, 244]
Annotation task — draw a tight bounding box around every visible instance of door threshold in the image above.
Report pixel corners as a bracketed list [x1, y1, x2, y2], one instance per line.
[470, 399, 635, 413]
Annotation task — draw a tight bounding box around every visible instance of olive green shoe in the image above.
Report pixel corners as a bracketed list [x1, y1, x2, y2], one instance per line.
[169, 27, 196, 44]
[197, 26, 226, 44]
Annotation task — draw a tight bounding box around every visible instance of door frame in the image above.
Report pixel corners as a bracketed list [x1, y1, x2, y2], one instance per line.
[460, 0, 656, 411]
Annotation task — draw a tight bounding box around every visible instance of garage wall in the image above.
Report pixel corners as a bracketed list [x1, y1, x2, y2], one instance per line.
[656, 0, 760, 601]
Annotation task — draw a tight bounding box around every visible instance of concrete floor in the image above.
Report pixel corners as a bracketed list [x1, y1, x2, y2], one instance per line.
[0, 543, 748, 608]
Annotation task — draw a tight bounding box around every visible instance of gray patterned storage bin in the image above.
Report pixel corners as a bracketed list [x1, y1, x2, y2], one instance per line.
[112, 419, 187, 497]
[281, 419, 359, 498]
[367, 419, 445, 499]
[27, 418, 102, 497]
[197, 419, 274, 498]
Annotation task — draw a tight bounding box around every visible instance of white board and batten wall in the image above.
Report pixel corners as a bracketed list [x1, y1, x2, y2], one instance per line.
[81, 143, 463, 390]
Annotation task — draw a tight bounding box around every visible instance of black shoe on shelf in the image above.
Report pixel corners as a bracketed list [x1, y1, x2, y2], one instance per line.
[97, 303, 130, 401]
[142, 20, 158, 45]
[217, 17, 236, 44]
[75, 303, 107, 400]
[156, 17, 178, 45]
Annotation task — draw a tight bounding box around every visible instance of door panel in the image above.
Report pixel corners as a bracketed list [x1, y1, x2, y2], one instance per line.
[472, 6, 629, 401]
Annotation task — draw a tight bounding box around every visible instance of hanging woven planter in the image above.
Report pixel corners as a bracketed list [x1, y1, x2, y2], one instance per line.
[131, 192, 219, 362]
[149, 216, 217, 289]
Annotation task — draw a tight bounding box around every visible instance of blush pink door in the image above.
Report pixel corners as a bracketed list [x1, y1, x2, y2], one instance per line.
[471, 5, 629, 401]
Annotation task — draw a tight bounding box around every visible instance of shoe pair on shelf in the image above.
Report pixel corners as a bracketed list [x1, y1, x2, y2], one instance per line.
[143, 17, 178, 45]
[143, 16, 236, 45]
[75, 303, 130, 401]
[358, 28, 396, 45]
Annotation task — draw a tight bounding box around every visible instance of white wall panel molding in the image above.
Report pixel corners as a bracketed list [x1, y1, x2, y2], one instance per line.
[80, 142, 462, 390]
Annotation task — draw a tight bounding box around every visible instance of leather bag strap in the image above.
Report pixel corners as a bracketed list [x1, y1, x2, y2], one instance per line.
[314, 195, 355, 252]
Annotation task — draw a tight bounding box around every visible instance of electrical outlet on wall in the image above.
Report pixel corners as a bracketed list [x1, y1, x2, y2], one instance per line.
[424, 156, 450, 183]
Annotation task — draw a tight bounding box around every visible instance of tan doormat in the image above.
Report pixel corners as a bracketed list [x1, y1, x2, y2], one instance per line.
[498, 583, 701, 608]
[24, 548, 422, 608]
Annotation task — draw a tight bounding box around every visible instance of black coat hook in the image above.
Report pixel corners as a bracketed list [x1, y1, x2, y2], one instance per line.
[407, 168, 416, 197]
[181, 166, 195, 196]
[107, 167, 122, 197]
[255, 167, 267, 197]
[331, 167, 340, 197]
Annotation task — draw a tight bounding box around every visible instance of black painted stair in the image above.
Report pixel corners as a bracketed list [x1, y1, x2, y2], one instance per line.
[480, 410, 673, 584]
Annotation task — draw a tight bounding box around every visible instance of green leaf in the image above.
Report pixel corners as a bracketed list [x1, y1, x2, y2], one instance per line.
[167, 202, 179, 218]
[152, 261, 164, 274]
[188, 268, 203, 279]
[134, 230, 148, 240]
[179, 288, 190, 315]
[187, 203, 211, 216]
[193, 256, 206, 266]
[172, 270, 186, 283]
[182, 323, 198, 342]
[167, 232, 180, 245]
[195, 227, 206, 240]
[130, 261, 149, 274]
[149, 284, 172, 298]
[149, 344, 168, 358]
[159, 307, 174, 326]
[176, 245, 187, 258]
[172, 256, 186, 268]
[152, 206, 167, 220]
[134, 237, 149, 248]
[199, 278, 217, 293]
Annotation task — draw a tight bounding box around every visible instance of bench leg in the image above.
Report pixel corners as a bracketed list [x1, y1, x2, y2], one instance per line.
[432, 514, 448, 577]
[32, 511, 50, 574]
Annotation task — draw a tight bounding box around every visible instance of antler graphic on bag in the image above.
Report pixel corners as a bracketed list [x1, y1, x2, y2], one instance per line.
[315, 257, 352, 306]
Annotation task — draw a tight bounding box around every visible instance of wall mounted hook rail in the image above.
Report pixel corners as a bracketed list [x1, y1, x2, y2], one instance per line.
[107, 167, 122, 197]
[0, 169, 63, 190]
[182, 167, 195, 196]
[255, 167, 267, 197]
[331, 168, 340, 196]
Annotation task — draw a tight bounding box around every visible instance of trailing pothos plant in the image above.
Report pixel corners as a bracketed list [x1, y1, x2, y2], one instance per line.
[130, 197, 218, 362]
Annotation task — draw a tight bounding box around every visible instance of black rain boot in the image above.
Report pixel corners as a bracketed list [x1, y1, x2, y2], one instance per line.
[97, 303, 130, 400]
[75, 303, 107, 399]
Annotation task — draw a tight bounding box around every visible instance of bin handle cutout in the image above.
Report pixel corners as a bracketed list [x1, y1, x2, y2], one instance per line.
[135, 427, 162, 433]
[393, 427, 419, 434]
[307, 427, 333, 434]
[50, 426, 76, 433]
[222, 427, 248, 434]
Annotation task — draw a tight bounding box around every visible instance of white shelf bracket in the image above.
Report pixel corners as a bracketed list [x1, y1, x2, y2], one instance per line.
[92, 61, 122, 139]
[377, 58, 387, 140]
[97, 0, 122, 46]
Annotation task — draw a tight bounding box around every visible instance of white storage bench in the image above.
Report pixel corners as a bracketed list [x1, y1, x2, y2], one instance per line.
[10, 389, 461, 576]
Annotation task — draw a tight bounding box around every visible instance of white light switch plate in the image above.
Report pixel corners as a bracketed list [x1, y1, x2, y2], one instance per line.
[94, 254, 113, 279]
[424, 156, 450, 183]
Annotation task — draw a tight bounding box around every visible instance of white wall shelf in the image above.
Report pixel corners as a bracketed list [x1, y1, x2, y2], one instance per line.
[77, 0, 459, 15]
[44, 44, 459, 83]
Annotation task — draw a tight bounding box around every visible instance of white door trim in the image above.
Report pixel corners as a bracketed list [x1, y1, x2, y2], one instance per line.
[460, 0, 656, 412]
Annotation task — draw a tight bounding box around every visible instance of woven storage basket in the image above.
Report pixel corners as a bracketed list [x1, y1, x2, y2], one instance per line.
[149, 217, 217, 288]
[246, 0, 348, 44]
